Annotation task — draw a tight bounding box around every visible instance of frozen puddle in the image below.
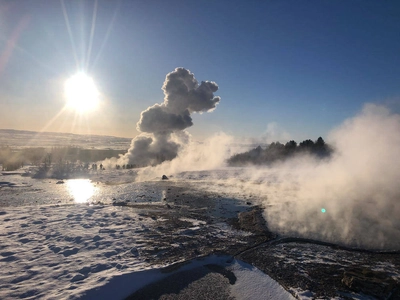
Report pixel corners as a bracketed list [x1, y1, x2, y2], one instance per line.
[81, 255, 294, 300]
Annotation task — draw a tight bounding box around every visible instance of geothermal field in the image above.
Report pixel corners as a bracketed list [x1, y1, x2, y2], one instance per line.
[2, 0, 400, 298]
[1, 112, 400, 299]
[1, 69, 400, 299]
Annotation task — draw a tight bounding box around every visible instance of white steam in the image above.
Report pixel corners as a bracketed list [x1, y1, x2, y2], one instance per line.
[104, 73, 399, 250]
[136, 132, 234, 181]
[104, 68, 220, 167]
[168, 104, 400, 250]
[263, 103, 400, 249]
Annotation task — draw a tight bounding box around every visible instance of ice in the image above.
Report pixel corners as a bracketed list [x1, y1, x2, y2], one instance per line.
[230, 259, 294, 300]
[85, 255, 295, 300]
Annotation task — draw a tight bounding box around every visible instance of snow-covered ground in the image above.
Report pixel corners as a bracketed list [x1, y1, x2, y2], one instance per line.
[0, 129, 131, 150]
[0, 170, 295, 299]
[1, 204, 150, 299]
[2, 167, 399, 299]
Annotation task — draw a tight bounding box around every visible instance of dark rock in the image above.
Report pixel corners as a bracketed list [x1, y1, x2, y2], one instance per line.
[56, 180, 64, 184]
[342, 267, 398, 298]
[231, 206, 275, 238]
[130, 247, 139, 256]
[162, 175, 168, 180]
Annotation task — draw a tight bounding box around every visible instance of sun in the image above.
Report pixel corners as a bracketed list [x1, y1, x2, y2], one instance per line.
[64, 72, 100, 113]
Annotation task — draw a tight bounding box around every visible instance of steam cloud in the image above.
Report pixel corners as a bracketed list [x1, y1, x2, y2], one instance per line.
[104, 69, 399, 250]
[114, 68, 220, 167]
[168, 104, 400, 250]
[264, 103, 400, 250]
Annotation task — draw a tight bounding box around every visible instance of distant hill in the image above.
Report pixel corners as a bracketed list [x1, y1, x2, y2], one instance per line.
[0, 129, 132, 150]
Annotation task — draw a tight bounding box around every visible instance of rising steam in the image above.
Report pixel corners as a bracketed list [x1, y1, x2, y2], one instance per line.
[167, 104, 400, 250]
[106, 68, 220, 167]
[104, 71, 399, 250]
[263, 103, 400, 250]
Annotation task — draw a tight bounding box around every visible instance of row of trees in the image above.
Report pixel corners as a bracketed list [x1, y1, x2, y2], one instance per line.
[227, 137, 332, 166]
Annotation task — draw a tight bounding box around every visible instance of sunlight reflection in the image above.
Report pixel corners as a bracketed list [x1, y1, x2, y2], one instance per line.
[66, 179, 96, 203]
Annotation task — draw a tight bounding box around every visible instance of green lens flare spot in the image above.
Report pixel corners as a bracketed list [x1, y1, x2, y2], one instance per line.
[321, 208, 326, 213]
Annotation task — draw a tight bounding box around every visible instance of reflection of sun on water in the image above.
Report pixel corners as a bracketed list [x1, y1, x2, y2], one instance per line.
[67, 179, 96, 203]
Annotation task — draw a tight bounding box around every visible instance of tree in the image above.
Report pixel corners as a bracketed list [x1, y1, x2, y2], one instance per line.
[285, 140, 297, 151]
[315, 137, 325, 147]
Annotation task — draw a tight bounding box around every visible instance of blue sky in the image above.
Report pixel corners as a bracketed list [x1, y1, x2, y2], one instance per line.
[1, 0, 399, 141]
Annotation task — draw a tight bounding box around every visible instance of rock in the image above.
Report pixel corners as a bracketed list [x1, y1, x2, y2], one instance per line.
[130, 247, 139, 256]
[231, 206, 275, 238]
[162, 175, 168, 180]
[56, 180, 64, 184]
[342, 267, 398, 298]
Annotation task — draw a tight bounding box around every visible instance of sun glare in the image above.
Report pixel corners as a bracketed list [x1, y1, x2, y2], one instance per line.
[66, 179, 96, 203]
[64, 72, 100, 113]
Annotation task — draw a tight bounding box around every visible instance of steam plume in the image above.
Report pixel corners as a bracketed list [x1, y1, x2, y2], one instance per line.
[115, 68, 220, 167]
[262, 103, 400, 250]
[167, 104, 400, 250]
